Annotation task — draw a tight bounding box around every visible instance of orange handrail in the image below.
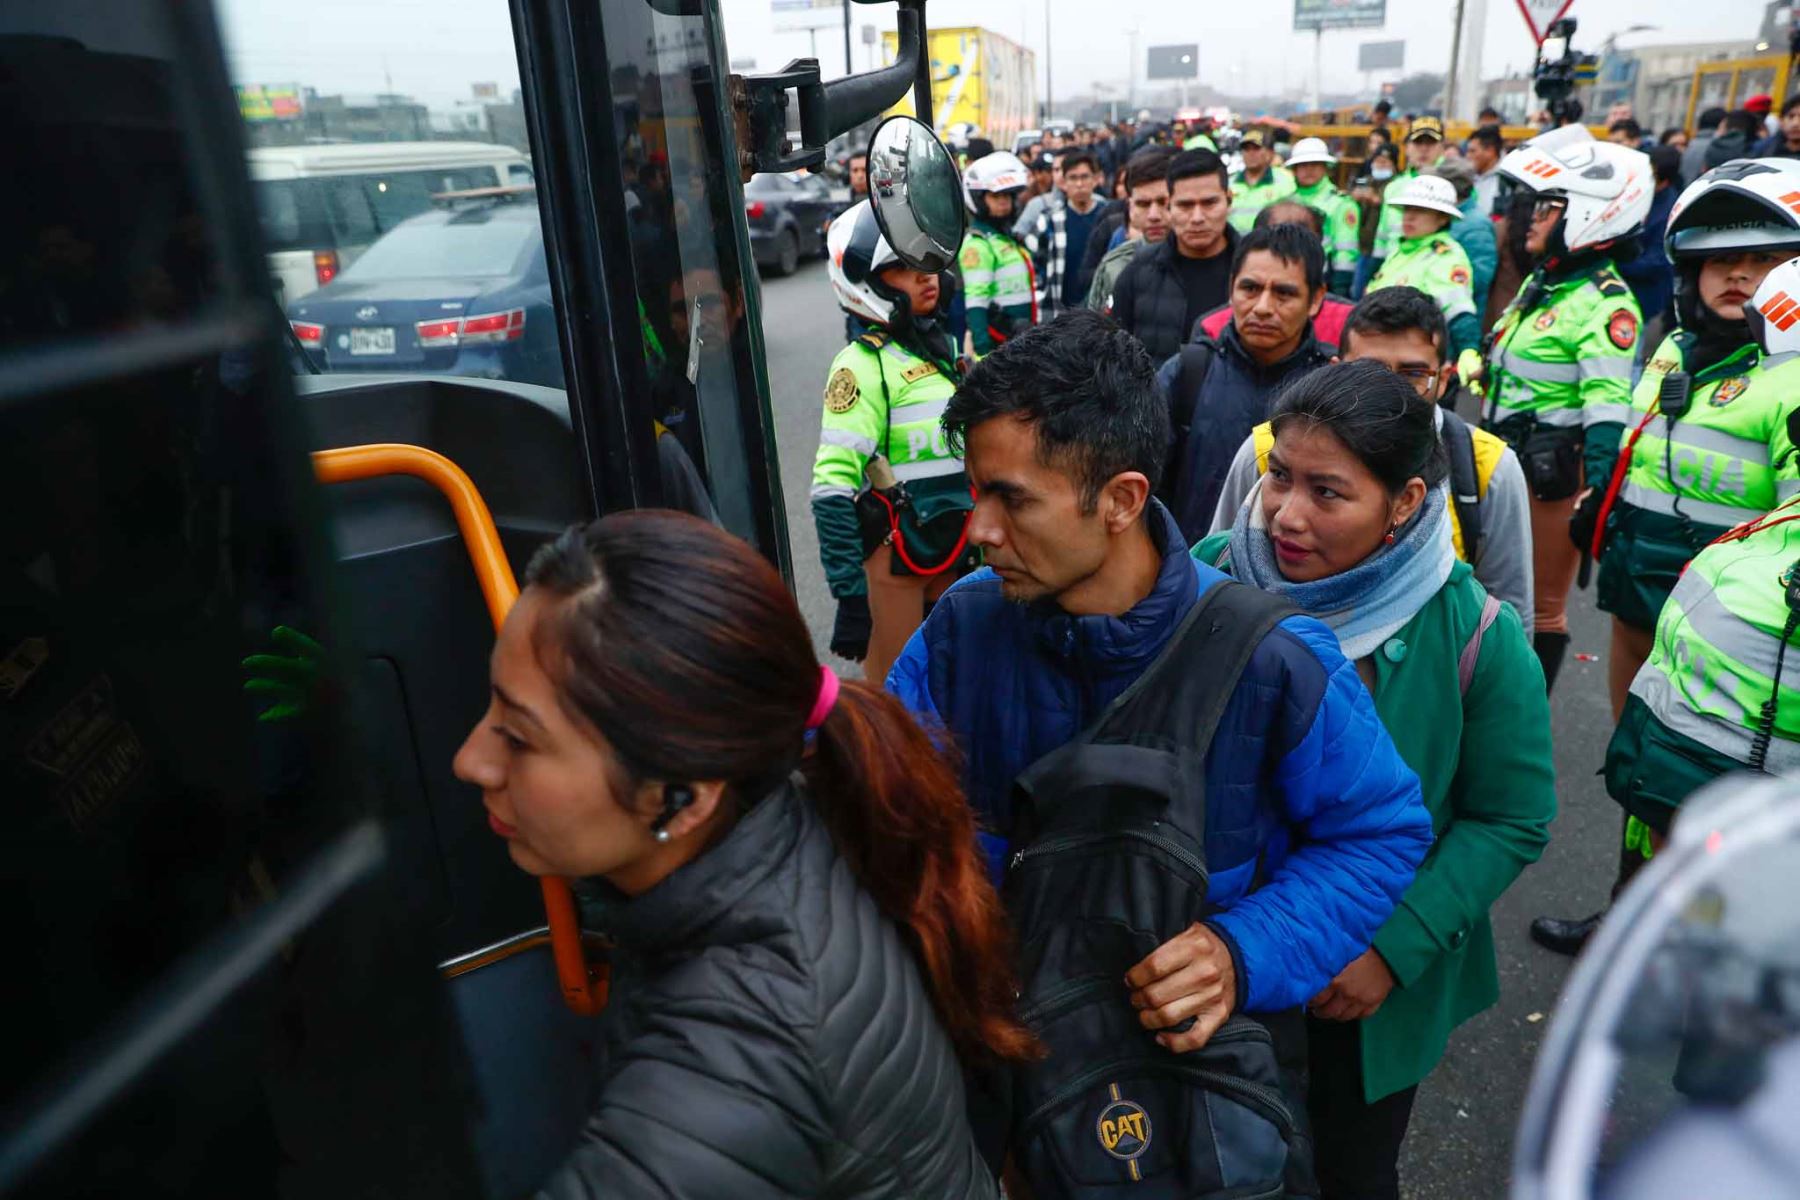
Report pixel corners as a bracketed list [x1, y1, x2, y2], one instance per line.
[312, 443, 606, 1016]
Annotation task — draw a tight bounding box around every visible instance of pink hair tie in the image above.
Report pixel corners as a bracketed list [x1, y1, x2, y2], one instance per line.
[805, 665, 840, 730]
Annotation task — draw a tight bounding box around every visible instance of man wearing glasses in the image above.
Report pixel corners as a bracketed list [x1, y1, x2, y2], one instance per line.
[1207, 286, 1534, 631]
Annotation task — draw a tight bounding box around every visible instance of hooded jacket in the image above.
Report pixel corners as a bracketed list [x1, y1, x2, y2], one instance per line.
[886, 503, 1433, 1014]
[539, 781, 997, 1200]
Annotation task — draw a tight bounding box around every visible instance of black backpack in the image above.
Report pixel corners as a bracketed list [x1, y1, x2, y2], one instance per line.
[1003, 581, 1315, 1199]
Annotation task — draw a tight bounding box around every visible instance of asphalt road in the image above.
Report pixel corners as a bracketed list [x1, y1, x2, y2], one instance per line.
[751, 262, 1625, 1200]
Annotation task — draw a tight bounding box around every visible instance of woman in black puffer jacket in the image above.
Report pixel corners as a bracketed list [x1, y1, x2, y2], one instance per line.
[454, 510, 1036, 1199]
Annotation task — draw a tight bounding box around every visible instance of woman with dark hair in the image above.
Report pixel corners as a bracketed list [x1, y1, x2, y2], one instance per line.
[454, 509, 1034, 1198]
[1193, 361, 1555, 1200]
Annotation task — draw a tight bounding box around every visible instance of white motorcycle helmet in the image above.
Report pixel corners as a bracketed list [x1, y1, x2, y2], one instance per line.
[1745, 251, 1800, 357]
[827, 199, 906, 326]
[1498, 126, 1653, 256]
[963, 150, 1030, 218]
[1669, 159, 1800, 331]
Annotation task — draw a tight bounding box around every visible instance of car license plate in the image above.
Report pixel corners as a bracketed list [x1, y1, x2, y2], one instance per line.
[349, 326, 395, 356]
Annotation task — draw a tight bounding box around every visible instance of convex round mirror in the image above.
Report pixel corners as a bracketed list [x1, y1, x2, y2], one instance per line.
[866, 115, 966, 274]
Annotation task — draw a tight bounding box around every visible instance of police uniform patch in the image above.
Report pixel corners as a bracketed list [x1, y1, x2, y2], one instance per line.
[1433, 240, 1451, 255]
[900, 361, 939, 383]
[824, 367, 860, 413]
[1608, 309, 1638, 350]
[1450, 267, 1470, 286]
[1534, 310, 1558, 331]
[960, 245, 981, 269]
[1710, 375, 1750, 407]
[1344, 209, 1359, 227]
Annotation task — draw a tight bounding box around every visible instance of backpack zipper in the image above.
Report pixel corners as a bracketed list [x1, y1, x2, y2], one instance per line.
[1018, 975, 1113, 1026]
[1009, 827, 1208, 882]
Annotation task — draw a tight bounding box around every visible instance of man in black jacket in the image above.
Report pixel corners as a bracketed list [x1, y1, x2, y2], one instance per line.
[1154, 222, 1334, 538]
[1110, 148, 1238, 362]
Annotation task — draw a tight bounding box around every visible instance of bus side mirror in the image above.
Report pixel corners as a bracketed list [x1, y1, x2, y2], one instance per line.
[866, 115, 966, 274]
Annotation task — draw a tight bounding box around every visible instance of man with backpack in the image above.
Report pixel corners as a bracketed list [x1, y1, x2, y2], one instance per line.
[1207, 286, 1535, 632]
[887, 310, 1431, 1198]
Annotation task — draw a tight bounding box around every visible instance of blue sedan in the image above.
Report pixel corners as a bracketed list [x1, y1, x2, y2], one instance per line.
[287, 191, 564, 389]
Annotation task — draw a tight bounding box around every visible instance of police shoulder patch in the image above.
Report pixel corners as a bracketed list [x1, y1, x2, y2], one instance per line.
[1607, 309, 1638, 351]
[1344, 208, 1359, 227]
[824, 367, 860, 414]
[1450, 266, 1471, 285]
[1595, 270, 1631, 298]
[960, 245, 981, 269]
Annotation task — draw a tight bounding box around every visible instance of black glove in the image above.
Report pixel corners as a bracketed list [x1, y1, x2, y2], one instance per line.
[830, 595, 872, 662]
[1570, 488, 1604, 558]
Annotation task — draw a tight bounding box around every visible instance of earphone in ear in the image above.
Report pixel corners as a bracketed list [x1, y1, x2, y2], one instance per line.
[653, 784, 695, 843]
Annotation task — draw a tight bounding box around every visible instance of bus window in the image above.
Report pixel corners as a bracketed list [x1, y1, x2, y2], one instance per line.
[598, 0, 773, 542]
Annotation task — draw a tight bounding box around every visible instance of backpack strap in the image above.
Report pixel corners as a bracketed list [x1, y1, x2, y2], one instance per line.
[1166, 338, 1217, 494]
[1440, 409, 1484, 564]
[1457, 592, 1504, 697]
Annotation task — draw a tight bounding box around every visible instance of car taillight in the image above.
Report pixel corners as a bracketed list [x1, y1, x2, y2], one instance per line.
[313, 250, 340, 287]
[459, 308, 525, 345]
[414, 317, 462, 348]
[290, 320, 324, 349]
[745, 201, 766, 219]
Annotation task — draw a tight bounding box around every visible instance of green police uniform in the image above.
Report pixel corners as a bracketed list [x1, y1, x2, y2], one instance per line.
[1595, 333, 1800, 630]
[809, 328, 970, 602]
[1606, 499, 1800, 834]
[959, 217, 1035, 356]
[1368, 231, 1480, 358]
[1481, 262, 1642, 494]
[1182, 133, 1218, 152]
[1227, 165, 1296, 234]
[1293, 177, 1360, 290]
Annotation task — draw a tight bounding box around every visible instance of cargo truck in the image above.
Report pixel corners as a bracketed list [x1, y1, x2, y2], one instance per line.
[882, 25, 1036, 147]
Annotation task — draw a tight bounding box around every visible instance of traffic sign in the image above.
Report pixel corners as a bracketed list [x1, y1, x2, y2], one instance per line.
[1514, 0, 1576, 45]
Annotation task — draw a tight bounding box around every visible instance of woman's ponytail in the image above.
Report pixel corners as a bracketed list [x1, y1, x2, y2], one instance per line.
[806, 681, 1040, 1064]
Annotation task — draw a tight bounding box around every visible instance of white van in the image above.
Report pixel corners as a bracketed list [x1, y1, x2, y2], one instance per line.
[248, 142, 534, 304]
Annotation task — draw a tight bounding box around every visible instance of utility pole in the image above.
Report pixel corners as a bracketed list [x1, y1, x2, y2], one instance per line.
[1127, 27, 1139, 113]
[1309, 25, 1322, 113]
[1044, 0, 1054, 120]
[1446, 0, 1466, 120]
[842, 0, 852, 75]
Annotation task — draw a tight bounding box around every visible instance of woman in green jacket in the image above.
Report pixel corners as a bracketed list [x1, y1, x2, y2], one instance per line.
[1193, 360, 1556, 1200]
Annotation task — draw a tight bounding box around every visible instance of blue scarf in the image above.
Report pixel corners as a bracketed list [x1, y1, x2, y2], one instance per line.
[1226, 479, 1454, 661]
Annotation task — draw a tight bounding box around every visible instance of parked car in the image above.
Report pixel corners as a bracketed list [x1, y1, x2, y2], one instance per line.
[249, 141, 533, 306]
[744, 171, 836, 276]
[286, 189, 563, 388]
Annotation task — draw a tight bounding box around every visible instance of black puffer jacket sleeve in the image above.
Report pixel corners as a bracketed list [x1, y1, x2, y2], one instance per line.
[539, 987, 825, 1198]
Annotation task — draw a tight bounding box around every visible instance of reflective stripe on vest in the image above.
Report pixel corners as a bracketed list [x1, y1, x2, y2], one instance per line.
[1487, 396, 1585, 427]
[1495, 346, 1634, 384]
[1618, 480, 1763, 528]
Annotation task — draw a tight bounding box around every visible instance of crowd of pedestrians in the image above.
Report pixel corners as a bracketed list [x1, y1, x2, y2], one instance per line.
[450, 96, 1800, 1200]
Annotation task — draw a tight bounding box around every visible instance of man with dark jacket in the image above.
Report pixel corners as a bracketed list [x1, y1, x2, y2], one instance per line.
[1156, 222, 1336, 538]
[1704, 110, 1762, 169]
[1110, 148, 1238, 361]
[1752, 93, 1800, 157]
[1681, 107, 1728, 183]
[887, 309, 1430, 1133]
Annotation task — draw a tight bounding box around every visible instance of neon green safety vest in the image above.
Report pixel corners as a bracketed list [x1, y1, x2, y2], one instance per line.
[1183, 133, 1217, 152]
[1227, 166, 1296, 234]
[1481, 263, 1641, 443]
[1292, 179, 1360, 279]
[1368, 232, 1477, 325]
[809, 331, 968, 599]
[958, 219, 1035, 356]
[1610, 334, 1800, 531]
[1632, 499, 1800, 772]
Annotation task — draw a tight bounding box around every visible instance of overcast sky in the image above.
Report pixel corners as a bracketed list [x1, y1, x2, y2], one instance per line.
[214, 0, 1772, 109]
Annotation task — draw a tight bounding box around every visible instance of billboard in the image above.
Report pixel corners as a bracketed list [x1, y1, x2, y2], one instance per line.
[236, 84, 303, 122]
[772, 0, 843, 31]
[1357, 39, 1405, 71]
[1294, 0, 1387, 30]
[1146, 44, 1200, 81]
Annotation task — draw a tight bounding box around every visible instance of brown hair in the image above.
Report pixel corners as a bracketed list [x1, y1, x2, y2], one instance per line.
[524, 510, 1037, 1064]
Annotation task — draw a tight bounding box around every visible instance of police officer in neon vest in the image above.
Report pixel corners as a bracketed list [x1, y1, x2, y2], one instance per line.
[1367, 174, 1481, 359]
[1603, 254, 1800, 846]
[1472, 126, 1651, 689]
[811, 202, 976, 682]
[958, 152, 1037, 358]
[1532, 212, 1800, 956]
[1227, 129, 1296, 235]
[1287, 137, 1361, 295]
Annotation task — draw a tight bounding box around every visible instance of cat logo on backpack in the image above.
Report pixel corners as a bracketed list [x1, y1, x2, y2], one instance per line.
[1097, 1087, 1152, 1171]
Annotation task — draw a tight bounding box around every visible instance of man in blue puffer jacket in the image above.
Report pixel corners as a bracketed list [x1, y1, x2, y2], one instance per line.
[888, 310, 1432, 1028]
